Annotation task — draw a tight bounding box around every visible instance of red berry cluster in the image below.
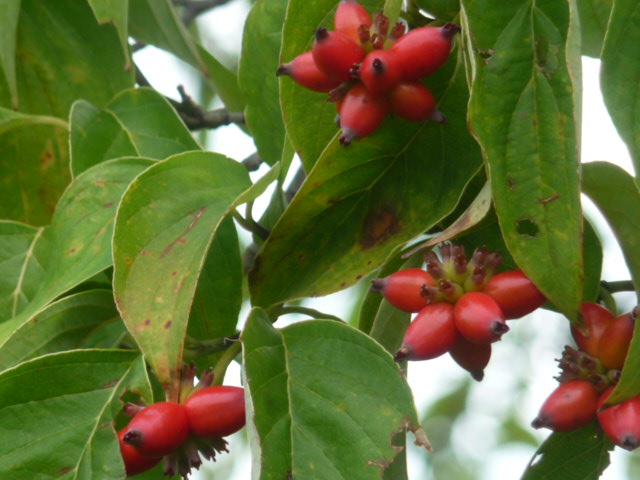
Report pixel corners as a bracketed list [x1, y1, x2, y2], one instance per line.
[276, 0, 459, 146]
[118, 366, 245, 477]
[533, 303, 640, 450]
[370, 244, 546, 380]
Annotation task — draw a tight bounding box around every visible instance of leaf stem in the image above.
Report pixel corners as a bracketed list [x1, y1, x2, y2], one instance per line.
[231, 207, 269, 241]
[600, 280, 636, 294]
[212, 340, 242, 385]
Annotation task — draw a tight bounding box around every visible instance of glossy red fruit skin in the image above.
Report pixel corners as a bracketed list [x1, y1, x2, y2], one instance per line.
[390, 24, 459, 80]
[118, 428, 161, 476]
[334, 0, 372, 44]
[370, 268, 435, 312]
[121, 402, 189, 457]
[395, 303, 459, 361]
[598, 312, 636, 369]
[276, 51, 341, 92]
[185, 386, 246, 439]
[359, 50, 403, 95]
[389, 81, 437, 122]
[482, 269, 546, 319]
[453, 291, 508, 343]
[312, 28, 364, 82]
[531, 380, 598, 432]
[571, 302, 615, 357]
[598, 388, 640, 450]
[448, 336, 491, 381]
[338, 83, 389, 145]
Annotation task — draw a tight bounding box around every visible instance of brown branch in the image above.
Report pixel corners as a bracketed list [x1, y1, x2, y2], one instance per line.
[172, 85, 245, 130]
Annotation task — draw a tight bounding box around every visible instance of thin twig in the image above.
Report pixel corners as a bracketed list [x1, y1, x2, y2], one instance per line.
[242, 152, 263, 172]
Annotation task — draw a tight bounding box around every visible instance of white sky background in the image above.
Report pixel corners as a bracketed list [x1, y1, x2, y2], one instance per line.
[134, 2, 637, 478]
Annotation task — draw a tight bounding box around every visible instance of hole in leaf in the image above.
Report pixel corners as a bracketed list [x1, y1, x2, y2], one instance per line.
[516, 218, 539, 237]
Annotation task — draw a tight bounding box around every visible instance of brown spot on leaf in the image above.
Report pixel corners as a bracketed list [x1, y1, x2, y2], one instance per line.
[360, 205, 400, 249]
[537, 193, 560, 205]
[94, 180, 106, 187]
[507, 177, 515, 190]
[297, 254, 306, 264]
[102, 379, 118, 389]
[164, 320, 172, 329]
[56, 467, 73, 476]
[103, 202, 114, 208]
[171, 271, 177, 276]
[160, 206, 207, 258]
[356, 274, 363, 280]
[67, 248, 76, 254]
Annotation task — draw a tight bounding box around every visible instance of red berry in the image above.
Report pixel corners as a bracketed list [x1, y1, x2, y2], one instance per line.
[448, 336, 491, 381]
[571, 302, 615, 357]
[453, 291, 508, 343]
[390, 23, 459, 80]
[118, 428, 161, 476]
[338, 83, 389, 145]
[312, 28, 364, 82]
[598, 388, 640, 450]
[598, 311, 636, 369]
[482, 269, 546, 319]
[334, 0, 372, 44]
[395, 302, 459, 361]
[370, 268, 435, 312]
[185, 386, 246, 439]
[276, 51, 341, 92]
[531, 380, 598, 432]
[359, 50, 403, 95]
[389, 81, 442, 122]
[121, 402, 189, 457]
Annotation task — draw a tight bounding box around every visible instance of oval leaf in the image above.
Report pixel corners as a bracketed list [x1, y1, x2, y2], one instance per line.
[242, 309, 427, 480]
[70, 88, 200, 175]
[113, 152, 251, 398]
[463, 0, 583, 319]
[600, 0, 640, 177]
[0, 350, 151, 479]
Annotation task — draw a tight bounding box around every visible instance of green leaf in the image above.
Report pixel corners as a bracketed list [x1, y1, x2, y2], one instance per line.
[0, 349, 151, 479]
[0, 157, 153, 330]
[0, 0, 133, 116]
[463, 0, 583, 320]
[576, 0, 613, 57]
[600, 0, 640, 178]
[0, 106, 68, 134]
[582, 162, 640, 296]
[0, 121, 70, 225]
[0, 0, 20, 108]
[242, 309, 427, 480]
[186, 216, 242, 370]
[198, 45, 245, 112]
[128, 0, 204, 72]
[87, 0, 130, 68]
[70, 88, 200, 175]
[112, 152, 251, 398]
[239, 0, 287, 166]
[521, 423, 612, 480]
[0, 221, 47, 320]
[279, 0, 384, 170]
[0, 290, 122, 371]
[403, 181, 493, 258]
[250, 56, 481, 307]
[582, 161, 640, 404]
